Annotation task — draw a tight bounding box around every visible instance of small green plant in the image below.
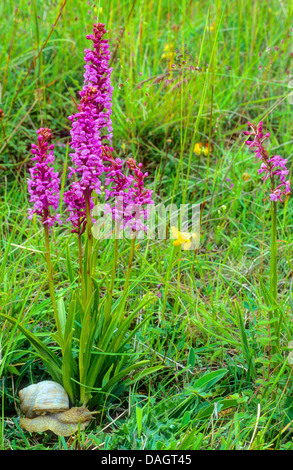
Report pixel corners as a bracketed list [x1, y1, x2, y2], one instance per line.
[243, 121, 291, 354]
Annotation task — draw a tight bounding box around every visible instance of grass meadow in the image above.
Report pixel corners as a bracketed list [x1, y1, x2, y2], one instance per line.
[1, 0, 293, 451]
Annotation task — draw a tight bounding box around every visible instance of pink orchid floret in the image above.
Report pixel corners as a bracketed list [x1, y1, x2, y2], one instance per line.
[102, 150, 154, 233]
[102, 145, 133, 200]
[27, 128, 62, 228]
[63, 23, 154, 236]
[122, 158, 154, 233]
[244, 121, 291, 203]
[63, 181, 94, 235]
[64, 23, 113, 235]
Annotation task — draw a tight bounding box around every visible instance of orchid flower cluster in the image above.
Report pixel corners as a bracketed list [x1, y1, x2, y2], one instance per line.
[244, 121, 291, 202]
[63, 23, 113, 235]
[27, 127, 62, 228]
[102, 146, 153, 233]
[27, 23, 153, 237]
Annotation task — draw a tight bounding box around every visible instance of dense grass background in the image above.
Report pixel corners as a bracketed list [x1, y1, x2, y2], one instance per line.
[1, 0, 293, 450]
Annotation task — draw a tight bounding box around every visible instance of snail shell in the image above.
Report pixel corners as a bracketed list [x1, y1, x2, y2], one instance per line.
[19, 381, 69, 418]
[18, 381, 95, 436]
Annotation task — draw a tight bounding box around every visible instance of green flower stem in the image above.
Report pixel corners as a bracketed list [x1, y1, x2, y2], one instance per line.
[44, 224, 63, 349]
[104, 237, 119, 318]
[85, 190, 93, 301]
[161, 246, 178, 322]
[123, 237, 136, 297]
[270, 199, 278, 353]
[78, 234, 86, 305]
[115, 236, 136, 319]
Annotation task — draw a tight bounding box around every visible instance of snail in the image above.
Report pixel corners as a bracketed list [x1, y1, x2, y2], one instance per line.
[18, 381, 96, 437]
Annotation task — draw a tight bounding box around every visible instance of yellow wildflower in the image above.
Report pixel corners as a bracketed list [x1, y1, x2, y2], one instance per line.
[94, 6, 103, 14]
[202, 143, 209, 156]
[193, 142, 203, 155]
[242, 172, 251, 181]
[162, 43, 174, 59]
[171, 226, 197, 250]
[193, 142, 211, 156]
[162, 44, 175, 68]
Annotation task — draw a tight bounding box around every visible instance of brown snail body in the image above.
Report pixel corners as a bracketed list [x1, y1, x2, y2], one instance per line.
[18, 381, 95, 436]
